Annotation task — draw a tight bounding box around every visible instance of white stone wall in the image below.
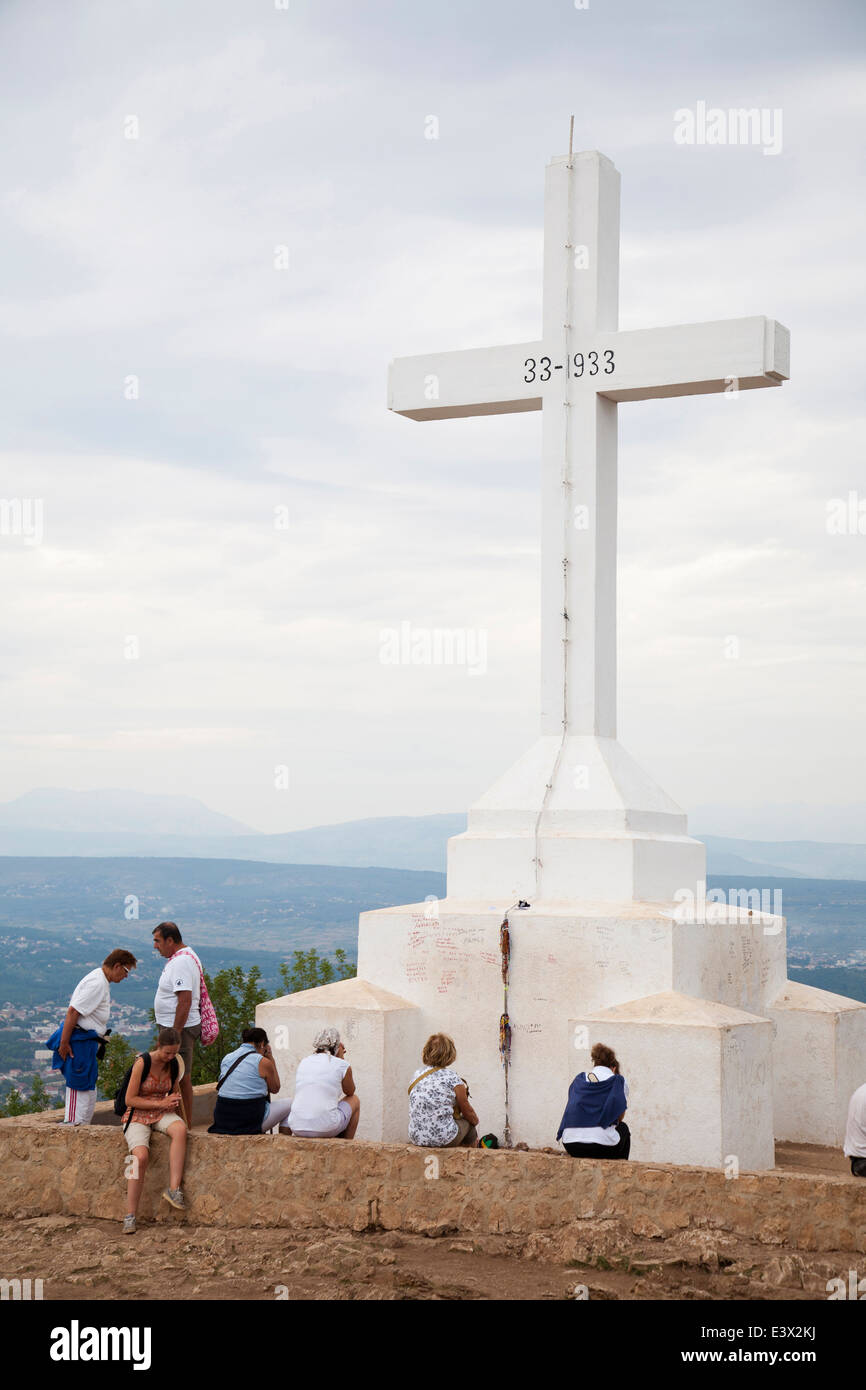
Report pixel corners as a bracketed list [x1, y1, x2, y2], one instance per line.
[571, 995, 775, 1170]
[671, 911, 788, 1016]
[768, 980, 866, 1145]
[352, 900, 787, 1153]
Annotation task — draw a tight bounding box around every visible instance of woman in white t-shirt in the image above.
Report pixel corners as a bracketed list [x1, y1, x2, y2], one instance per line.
[288, 1028, 360, 1139]
[408, 1033, 479, 1148]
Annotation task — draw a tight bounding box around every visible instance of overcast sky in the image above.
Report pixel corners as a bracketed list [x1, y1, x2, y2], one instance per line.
[0, 0, 864, 839]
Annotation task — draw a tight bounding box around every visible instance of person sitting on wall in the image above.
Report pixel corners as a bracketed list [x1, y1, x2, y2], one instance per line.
[208, 1027, 294, 1136]
[557, 1042, 630, 1160]
[844, 1078, 866, 1177]
[121, 1027, 188, 1235]
[286, 1027, 360, 1139]
[408, 1032, 480, 1148]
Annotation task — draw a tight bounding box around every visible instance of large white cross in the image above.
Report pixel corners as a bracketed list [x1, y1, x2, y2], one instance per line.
[388, 151, 789, 741]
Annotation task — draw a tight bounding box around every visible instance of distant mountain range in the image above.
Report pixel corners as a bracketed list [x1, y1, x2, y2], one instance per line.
[0, 789, 252, 837]
[693, 801, 866, 843]
[0, 789, 865, 881]
[697, 837, 866, 880]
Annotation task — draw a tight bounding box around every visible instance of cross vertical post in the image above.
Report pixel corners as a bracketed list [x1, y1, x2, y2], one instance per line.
[540, 152, 620, 740]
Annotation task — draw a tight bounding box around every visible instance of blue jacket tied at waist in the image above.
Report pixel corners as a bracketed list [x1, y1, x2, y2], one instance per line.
[45, 1026, 101, 1092]
[556, 1070, 627, 1142]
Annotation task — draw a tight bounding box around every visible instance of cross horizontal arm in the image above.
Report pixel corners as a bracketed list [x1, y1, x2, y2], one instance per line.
[388, 342, 542, 421]
[388, 317, 789, 421]
[596, 316, 789, 402]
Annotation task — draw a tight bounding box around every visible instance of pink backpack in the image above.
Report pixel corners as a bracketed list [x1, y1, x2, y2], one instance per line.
[177, 948, 220, 1046]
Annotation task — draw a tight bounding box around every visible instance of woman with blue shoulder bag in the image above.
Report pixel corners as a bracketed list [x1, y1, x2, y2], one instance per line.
[208, 1027, 293, 1136]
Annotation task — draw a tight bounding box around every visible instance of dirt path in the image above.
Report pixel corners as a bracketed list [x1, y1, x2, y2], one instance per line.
[1, 1214, 845, 1301]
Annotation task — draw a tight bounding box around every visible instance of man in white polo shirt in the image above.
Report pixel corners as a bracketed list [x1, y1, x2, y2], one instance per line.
[152, 921, 203, 1130]
[58, 948, 137, 1124]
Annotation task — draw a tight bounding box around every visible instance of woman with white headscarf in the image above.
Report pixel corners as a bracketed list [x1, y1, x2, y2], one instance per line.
[288, 1026, 360, 1139]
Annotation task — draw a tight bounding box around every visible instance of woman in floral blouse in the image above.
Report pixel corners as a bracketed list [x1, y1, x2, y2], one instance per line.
[408, 1033, 479, 1147]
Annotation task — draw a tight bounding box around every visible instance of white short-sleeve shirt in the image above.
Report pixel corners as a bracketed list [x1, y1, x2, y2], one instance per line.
[289, 1051, 350, 1134]
[69, 967, 111, 1033]
[154, 949, 201, 1027]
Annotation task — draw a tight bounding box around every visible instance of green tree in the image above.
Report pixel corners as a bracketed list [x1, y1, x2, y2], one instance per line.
[191, 964, 270, 1085]
[0, 1074, 61, 1117]
[27, 1075, 55, 1112]
[97, 1032, 138, 1102]
[278, 948, 356, 995]
[0, 1086, 27, 1117]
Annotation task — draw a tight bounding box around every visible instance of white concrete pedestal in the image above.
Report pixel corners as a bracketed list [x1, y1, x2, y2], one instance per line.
[257, 890, 866, 1163]
[768, 979, 866, 1146]
[447, 735, 706, 903]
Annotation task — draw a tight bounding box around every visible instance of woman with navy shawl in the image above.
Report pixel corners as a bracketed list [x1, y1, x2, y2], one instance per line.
[557, 1043, 630, 1159]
